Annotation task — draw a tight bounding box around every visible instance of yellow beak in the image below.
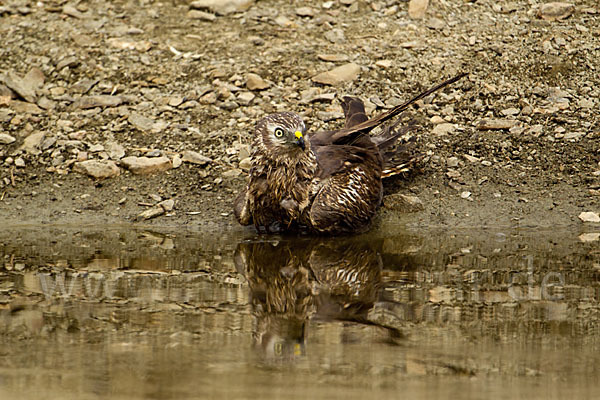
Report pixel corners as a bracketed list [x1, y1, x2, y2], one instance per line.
[294, 131, 303, 139]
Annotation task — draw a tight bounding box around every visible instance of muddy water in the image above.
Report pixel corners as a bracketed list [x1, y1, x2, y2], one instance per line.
[1, 226, 599, 399]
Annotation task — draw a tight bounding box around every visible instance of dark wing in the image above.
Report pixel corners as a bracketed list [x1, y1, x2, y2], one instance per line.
[340, 96, 368, 128]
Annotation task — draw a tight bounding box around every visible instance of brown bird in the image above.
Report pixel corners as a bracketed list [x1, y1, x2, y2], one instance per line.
[234, 73, 467, 234]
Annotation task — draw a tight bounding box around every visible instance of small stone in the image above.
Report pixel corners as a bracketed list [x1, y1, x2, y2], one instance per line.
[168, 96, 184, 107]
[190, 0, 254, 15]
[274, 15, 294, 27]
[460, 191, 472, 199]
[187, 9, 217, 21]
[172, 154, 182, 168]
[476, 119, 518, 130]
[182, 150, 212, 165]
[9, 100, 43, 114]
[579, 233, 600, 242]
[237, 91, 255, 105]
[375, 59, 393, 68]
[72, 79, 99, 94]
[159, 199, 175, 212]
[537, 2, 575, 21]
[408, 0, 429, 19]
[56, 56, 80, 70]
[563, 132, 585, 140]
[128, 112, 156, 132]
[222, 168, 242, 178]
[136, 205, 165, 221]
[324, 28, 345, 44]
[73, 95, 123, 109]
[63, 4, 86, 18]
[120, 156, 172, 175]
[383, 193, 424, 213]
[106, 142, 125, 160]
[88, 144, 104, 153]
[432, 123, 456, 136]
[430, 116, 445, 124]
[312, 63, 361, 85]
[0, 133, 16, 144]
[578, 212, 600, 223]
[14, 157, 25, 167]
[20, 131, 45, 155]
[239, 157, 252, 170]
[246, 73, 270, 90]
[426, 18, 445, 30]
[1, 71, 37, 103]
[107, 38, 152, 52]
[73, 160, 121, 179]
[295, 7, 315, 17]
[447, 157, 459, 168]
[317, 54, 349, 62]
[464, 154, 479, 163]
[501, 107, 520, 116]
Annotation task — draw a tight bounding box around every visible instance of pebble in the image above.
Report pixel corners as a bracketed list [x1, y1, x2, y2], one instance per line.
[430, 116, 445, 124]
[317, 54, 349, 62]
[56, 56, 80, 70]
[432, 123, 456, 136]
[375, 60, 393, 69]
[408, 0, 429, 19]
[476, 119, 518, 130]
[460, 191, 472, 199]
[447, 157, 459, 168]
[120, 156, 172, 175]
[73, 95, 124, 109]
[190, 0, 254, 16]
[182, 150, 212, 165]
[9, 100, 42, 114]
[246, 73, 270, 90]
[501, 107, 520, 116]
[168, 96, 184, 107]
[1, 71, 37, 103]
[172, 154, 182, 168]
[106, 142, 125, 160]
[579, 233, 600, 242]
[295, 7, 315, 17]
[237, 91, 255, 105]
[383, 193, 424, 213]
[578, 212, 600, 223]
[15, 157, 25, 167]
[128, 112, 157, 132]
[73, 160, 121, 179]
[537, 2, 575, 21]
[426, 18, 445, 30]
[71, 79, 98, 94]
[0, 133, 16, 144]
[187, 9, 217, 21]
[312, 63, 361, 85]
[20, 131, 45, 154]
[324, 28, 345, 44]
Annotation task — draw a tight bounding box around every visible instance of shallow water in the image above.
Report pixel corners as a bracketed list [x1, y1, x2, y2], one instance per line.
[1, 225, 600, 399]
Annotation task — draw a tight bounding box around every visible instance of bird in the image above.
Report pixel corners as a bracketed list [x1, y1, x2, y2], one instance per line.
[234, 73, 467, 234]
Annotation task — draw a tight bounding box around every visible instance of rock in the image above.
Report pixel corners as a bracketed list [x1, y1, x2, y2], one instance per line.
[383, 194, 424, 213]
[71, 79, 99, 94]
[579, 233, 600, 242]
[501, 107, 520, 116]
[431, 123, 456, 136]
[375, 59, 393, 68]
[105, 142, 125, 160]
[56, 56, 80, 70]
[324, 28, 345, 44]
[578, 212, 600, 223]
[0, 71, 37, 103]
[239, 157, 252, 170]
[168, 96, 184, 107]
[182, 150, 212, 165]
[14, 157, 25, 167]
[128, 112, 156, 132]
[447, 157, 459, 168]
[73, 95, 123, 109]
[246, 73, 270, 90]
[190, 0, 254, 16]
[295, 7, 315, 17]
[312, 63, 361, 85]
[20, 131, 45, 154]
[121, 156, 172, 175]
[62, 4, 86, 18]
[137, 205, 165, 221]
[537, 2, 574, 21]
[426, 17, 445, 30]
[274, 15, 294, 28]
[187, 9, 217, 21]
[9, 100, 43, 114]
[408, 0, 429, 19]
[0, 133, 16, 144]
[158, 199, 175, 212]
[107, 38, 152, 52]
[317, 54, 349, 62]
[172, 154, 182, 168]
[237, 91, 255, 105]
[460, 191, 472, 199]
[73, 160, 121, 179]
[430, 116, 445, 124]
[563, 132, 585, 140]
[476, 119, 518, 130]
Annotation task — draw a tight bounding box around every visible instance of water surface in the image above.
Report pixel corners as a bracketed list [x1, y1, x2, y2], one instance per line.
[1, 226, 599, 399]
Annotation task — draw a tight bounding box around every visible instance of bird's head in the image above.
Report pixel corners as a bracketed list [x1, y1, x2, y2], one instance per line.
[256, 112, 307, 154]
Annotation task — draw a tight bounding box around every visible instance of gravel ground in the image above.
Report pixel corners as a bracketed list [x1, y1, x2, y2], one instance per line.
[1, 0, 599, 230]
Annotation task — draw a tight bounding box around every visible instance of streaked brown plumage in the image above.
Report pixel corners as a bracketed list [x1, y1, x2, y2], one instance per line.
[234, 73, 467, 234]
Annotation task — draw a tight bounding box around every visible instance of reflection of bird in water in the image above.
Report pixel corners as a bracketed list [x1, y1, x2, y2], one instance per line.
[234, 237, 388, 361]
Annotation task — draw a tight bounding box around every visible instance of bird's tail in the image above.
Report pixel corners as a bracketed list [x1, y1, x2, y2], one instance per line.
[373, 118, 424, 179]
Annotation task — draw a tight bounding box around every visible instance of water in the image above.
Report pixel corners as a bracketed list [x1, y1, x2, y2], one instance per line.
[1, 226, 600, 399]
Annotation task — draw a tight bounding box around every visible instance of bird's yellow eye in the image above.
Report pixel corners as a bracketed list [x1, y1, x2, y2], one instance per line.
[274, 127, 285, 138]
